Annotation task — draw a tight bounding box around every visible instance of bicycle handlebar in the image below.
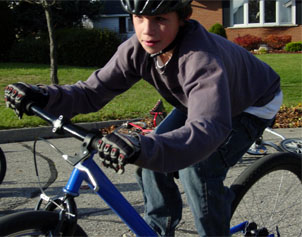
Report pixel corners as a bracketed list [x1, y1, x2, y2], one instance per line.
[30, 105, 101, 164]
[30, 105, 90, 141]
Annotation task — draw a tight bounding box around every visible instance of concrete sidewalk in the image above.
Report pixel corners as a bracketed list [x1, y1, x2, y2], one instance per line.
[1, 119, 301, 144]
[1, 121, 301, 145]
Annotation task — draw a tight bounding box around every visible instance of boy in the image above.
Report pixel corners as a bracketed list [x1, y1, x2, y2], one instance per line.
[5, 0, 282, 235]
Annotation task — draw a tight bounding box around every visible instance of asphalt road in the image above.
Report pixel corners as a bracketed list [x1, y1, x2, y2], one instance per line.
[0, 127, 301, 236]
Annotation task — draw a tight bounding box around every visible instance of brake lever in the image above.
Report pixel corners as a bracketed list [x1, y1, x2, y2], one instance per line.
[61, 133, 96, 166]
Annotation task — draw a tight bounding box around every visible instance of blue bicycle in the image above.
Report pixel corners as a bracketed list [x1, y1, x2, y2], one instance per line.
[0, 105, 301, 236]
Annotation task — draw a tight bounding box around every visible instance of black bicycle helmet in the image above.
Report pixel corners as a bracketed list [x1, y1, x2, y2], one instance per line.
[121, 0, 192, 16]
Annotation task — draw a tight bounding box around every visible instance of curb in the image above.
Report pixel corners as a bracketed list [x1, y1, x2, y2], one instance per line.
[0, 119, 140, 144]
[1, 122, 301, 145]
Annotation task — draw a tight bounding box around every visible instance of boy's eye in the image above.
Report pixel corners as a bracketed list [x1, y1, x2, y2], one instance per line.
[155, 17, 166, 22]
[133, 15, 143, 20]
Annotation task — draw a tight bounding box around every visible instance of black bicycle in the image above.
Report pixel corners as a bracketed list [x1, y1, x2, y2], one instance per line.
[230, 152, 301, 236]
[0, 147, 6, 184]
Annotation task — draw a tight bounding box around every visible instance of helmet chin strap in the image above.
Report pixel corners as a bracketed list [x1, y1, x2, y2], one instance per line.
[149, 26, 185, 58]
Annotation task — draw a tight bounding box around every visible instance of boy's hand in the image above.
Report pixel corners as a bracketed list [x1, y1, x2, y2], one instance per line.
[97, 132, 141, 174]
[4, 82, 49, 119]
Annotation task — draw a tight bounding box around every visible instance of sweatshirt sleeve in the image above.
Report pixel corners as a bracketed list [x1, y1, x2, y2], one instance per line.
[43, 38, 142, 118]
[134, 53, 233, 173]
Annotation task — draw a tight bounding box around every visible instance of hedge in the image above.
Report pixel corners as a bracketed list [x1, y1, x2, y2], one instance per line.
[9, 28, 122, 67]
[285, 42, 302, 52]
[264, 35, 291, 50]
[9, 36, 49, 64]
[56, 28, 121, 67]
[233, 34, 262, 50]
[209, 23, 227, 39]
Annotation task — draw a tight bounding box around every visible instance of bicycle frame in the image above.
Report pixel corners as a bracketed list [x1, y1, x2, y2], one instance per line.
[261, 127, 285, 151]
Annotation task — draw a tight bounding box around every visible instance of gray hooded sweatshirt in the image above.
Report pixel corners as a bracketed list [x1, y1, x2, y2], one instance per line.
[44, 20, 280, 173]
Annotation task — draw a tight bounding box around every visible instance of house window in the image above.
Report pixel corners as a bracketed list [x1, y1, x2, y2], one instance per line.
[231, 0, 296, 27]
[233, 0, 244, 24]
[265, 0, 276, 22]
[127, 18, 134, 32]
[119, 17, 126, 34]
[280, 0, 292, 23]
[249, 0, 260, 23]
[119, 16, 134, 34]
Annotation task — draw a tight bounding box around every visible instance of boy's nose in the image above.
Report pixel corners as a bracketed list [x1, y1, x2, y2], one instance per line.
[143, 19, 156, 35]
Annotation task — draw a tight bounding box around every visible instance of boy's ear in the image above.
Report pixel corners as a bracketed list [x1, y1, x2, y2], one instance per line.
[180, 12, 191, 26]
[180, 13, 191, 26]
[185, 12, 192, 20]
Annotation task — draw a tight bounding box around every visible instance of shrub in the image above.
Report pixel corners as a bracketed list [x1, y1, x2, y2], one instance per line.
[0, 2, 16, 62]
[9, 28, 122, 67]
[233, 34, 262, 51]
[264, 35, 291, 50]
[209, 23, 227, 38]
[285, 42, 302, 52]
[56, 28, 121, 67]
[9, 36, 49, 64]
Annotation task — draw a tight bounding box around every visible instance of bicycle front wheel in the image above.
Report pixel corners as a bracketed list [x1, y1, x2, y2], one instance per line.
[230, 152, 302, 236]
[0, 147, 7, 184]
[0, 210, 87, 236]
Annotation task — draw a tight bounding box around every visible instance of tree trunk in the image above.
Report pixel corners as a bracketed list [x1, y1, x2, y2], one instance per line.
[44, 3, 58, 84]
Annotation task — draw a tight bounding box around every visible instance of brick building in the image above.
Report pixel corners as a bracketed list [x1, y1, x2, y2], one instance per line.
[191, 0, 302, 42]
[91, 0, 301, 43]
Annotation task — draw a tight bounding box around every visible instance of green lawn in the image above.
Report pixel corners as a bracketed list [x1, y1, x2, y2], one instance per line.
[0, 53, 301, 129]
[255, 54, 302, 106]
[0, 63, 168, 129]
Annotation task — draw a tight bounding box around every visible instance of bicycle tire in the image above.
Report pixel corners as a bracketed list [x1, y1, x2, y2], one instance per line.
[0, 210, 87, 236]
[0, 147, 7, 184]
[230, 152, 302, 236]
[279, 138, 302, 154]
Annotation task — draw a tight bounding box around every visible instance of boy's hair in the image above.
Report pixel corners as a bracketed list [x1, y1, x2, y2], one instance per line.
[177, 4, 193, 21]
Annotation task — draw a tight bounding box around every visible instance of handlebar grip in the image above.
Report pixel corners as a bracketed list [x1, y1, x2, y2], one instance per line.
[91, 137, 101, 152]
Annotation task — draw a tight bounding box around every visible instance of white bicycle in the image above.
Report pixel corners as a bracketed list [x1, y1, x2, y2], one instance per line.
[247, 127, 302, 155]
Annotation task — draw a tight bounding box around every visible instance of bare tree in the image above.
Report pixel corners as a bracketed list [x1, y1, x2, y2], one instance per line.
[25, 0, 58, 84]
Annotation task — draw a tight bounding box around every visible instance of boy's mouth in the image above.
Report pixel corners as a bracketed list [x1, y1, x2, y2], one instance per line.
[144, 40, 160, 47]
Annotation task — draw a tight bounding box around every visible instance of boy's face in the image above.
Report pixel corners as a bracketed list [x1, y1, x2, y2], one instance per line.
[133, 12, 183, 55]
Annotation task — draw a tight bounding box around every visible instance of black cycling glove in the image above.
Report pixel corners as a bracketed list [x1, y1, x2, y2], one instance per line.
[5, 82, 49, 119]
[97, 132, 141, 174]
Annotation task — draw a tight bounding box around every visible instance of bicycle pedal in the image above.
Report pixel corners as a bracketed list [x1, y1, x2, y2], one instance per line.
[247, 144, 268, 155]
